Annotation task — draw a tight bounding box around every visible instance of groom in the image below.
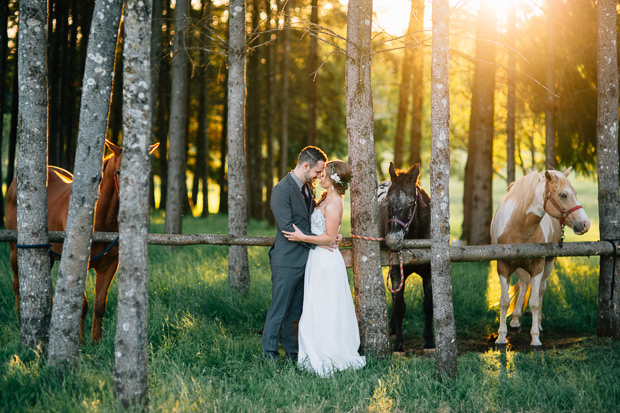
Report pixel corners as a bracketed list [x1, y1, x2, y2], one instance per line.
[262, 146, 327, 362]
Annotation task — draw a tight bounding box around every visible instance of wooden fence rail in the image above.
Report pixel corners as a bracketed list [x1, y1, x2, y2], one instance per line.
[0, 230, 616, 268]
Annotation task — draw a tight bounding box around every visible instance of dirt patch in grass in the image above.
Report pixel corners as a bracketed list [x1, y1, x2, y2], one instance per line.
[397, 331, 592, 357]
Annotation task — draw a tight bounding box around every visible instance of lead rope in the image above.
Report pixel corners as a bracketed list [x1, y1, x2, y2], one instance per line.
[349, 234, 405, 293]
[605, 239, 619, 301]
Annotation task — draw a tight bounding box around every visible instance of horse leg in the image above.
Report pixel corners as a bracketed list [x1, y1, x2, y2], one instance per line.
[421, 270, 435, 350]
[496, 262, 511, 346]
[80, 291, 89, 342]
[510, 268, 530, 329]
[538, 258, 555, 332]
[390, 266, 407, 352]
[91, 259, 118, 343]
[529, 270, 544, 349]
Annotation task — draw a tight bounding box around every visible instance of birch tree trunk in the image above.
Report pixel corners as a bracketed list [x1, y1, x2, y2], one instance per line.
[506, 1, 516, 184]
[462, 1, 496, 246]
[545, 0, 557, 170]
[165, 0, 189, 236]
[228, 0, 249, 293]
[47, 0, 123, 369]
[408, 0, 424, 167]
[596, 0, 620, 339]
[113, 0, 152, 407]
[346, 0, 390, 357]
[16, 0, 53, 351]
[430, 0, 458, 379]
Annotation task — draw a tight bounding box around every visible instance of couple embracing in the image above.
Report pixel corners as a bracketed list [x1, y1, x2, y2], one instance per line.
[262, 146, 366, 377]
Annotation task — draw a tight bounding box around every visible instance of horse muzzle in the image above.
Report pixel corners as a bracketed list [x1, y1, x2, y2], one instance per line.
[567, 210, 590, 235]
[385, 231, 405, 251]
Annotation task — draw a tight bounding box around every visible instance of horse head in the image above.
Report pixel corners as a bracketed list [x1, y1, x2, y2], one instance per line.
[102, 139, 160, 195]
[385, 162, 423, 251]
[543, 168, 590, 235]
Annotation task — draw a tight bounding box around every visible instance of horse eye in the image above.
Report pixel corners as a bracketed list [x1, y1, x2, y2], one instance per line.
[560, 193, 567, 199]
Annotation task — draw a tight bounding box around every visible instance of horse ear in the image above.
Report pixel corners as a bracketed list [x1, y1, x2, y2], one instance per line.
[544, 170, 555, 182]
[105, 139, 122, 156]
[388, 162, 397, 181]
[407, 163, 421, 182]
[562, 166, 573, 177]
[149, 142, 160, 155]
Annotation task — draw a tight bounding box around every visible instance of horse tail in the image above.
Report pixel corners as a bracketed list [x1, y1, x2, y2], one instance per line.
[507, 281, 531, 316]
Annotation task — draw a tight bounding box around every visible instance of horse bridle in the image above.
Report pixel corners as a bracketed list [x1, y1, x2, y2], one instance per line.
[543, 180, 583, 227]
[387, 187, 427, 233]
[384, 187, 427, 294]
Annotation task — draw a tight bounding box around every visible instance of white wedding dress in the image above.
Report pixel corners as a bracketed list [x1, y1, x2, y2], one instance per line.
[298, 209, 366, 377]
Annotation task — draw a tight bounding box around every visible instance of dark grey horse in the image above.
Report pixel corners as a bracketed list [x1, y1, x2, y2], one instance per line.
[379, 162, 434, 352]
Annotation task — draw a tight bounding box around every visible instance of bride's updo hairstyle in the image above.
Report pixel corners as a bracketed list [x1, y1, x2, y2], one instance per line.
[328, 160, 351, 196]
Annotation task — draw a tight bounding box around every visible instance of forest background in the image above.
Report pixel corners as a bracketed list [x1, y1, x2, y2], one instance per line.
[0, 0, 609, 243]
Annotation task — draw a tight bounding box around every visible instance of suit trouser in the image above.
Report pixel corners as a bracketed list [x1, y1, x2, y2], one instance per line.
[262, 264, 305, 359]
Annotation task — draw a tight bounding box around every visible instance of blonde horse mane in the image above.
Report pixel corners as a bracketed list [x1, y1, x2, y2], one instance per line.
[501, 171, 542, 215]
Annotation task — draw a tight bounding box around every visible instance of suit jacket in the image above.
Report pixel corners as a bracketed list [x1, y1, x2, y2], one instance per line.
[269, 173, 316, 268]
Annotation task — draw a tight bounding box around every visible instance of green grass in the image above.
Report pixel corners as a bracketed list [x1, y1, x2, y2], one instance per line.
[1, 182, 618, 411]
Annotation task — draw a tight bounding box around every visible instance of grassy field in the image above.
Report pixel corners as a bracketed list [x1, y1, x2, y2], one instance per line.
[1, 176, 619, 412]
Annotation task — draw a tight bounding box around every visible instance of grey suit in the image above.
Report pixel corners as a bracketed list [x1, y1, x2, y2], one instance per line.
[262, 172, 315, 360]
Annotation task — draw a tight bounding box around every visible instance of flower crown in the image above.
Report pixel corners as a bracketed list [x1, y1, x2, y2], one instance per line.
[330, 163, 350, 187]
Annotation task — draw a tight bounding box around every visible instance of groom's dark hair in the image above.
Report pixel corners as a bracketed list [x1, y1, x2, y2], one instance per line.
[297, 146, 327, 167]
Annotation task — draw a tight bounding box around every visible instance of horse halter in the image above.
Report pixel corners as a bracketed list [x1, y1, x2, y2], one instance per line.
[543, 180, 583, 227]
[387, 187, 427, 233]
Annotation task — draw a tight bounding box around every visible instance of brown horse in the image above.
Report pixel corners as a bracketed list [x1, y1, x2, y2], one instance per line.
[6, 140, 158, 343]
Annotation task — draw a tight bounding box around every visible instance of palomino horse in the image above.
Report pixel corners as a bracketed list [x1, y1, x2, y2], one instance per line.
[490, 168, 590, 350]
[6, 140, 159, 343]
[379, 162, 434, 352]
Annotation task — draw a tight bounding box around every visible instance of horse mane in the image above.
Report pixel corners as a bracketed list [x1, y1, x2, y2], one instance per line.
[501, 171, 542, 213]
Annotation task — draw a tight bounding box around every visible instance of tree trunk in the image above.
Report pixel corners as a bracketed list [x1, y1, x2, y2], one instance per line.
[545, 0, 556, 170]
[277, 0, 291, 179]
[461, 1, 496, 246]
[108, 21, 124, 144]
[346, 0, 390, 357]
[430, 0, 458, 380]
[197, 2, 211, 217]
[393, 0, 417, 169]
[408, 0, 425, 167]
[596, 0, 620, 339]
[307, 0, 318, 147]
[47, 0, 122, 369]
[165, 0, 189, 235]
[7, 55, 18, 186]
[218, 69, 228, 214]
[246, 0, 263, 221]
[149, 0, 164, 209]
[16, 0, 53, 350]
[113, 0, 152, 408]
[0, 0, 8, 227]
[506, 1, 516, 184]
[227, 0, 249, 293]
[264, 0, 276, 225]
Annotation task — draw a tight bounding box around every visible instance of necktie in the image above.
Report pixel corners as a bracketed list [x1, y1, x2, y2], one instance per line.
[302, 184, 310, 207]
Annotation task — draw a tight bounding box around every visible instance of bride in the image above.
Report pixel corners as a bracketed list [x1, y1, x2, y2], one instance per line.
[282, 160, 366, 377]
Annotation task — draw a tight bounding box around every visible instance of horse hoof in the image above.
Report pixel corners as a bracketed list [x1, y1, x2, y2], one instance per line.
[530, 345, 543, 352]
[508, 326, 522, 333]
[422, 348, 436, 356]
[495, 343, 508, 352]
[392, 351, 406, 357]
